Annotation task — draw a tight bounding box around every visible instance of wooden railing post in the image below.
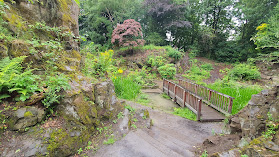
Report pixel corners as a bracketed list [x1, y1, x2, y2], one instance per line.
[228, 98, 233, 114]
[174, 85, 177, 102]
[208, 90, 212, 102]
[197, 99, 202, 121]
[167, 81, 170, 96]
[163, 79, 165, 92]
[183, 90, 186, 107]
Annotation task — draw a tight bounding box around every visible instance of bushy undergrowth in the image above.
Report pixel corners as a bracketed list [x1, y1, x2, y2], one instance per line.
[183, 61, 213, 83]
[227, 63, 261, 81]
[147, 55, 166, 67]
[42, 73, 70, 110]
[158, 64, 176, 79]
[0, 56, 70, 114]
[112, 75, 141, 100]
[82, 49, 115, 77]
[165, 47, 183, 60]
[0, 56, 41, 102]
[206, 80, 262, 114]
[128, 67, 156, 86]
[173, 107, 197, 121]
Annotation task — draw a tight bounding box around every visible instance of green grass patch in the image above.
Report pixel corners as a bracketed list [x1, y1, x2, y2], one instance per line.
[183, 64, 211, 83]
[103, 137, 116, 145]
[112, 75, 141, 100]
[173, 107, 197, 121]
[161, 93, 171, 100]
[206, 80, 263, 114]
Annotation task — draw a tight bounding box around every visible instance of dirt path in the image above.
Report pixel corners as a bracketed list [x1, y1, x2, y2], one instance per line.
[93, 86, 224, 157]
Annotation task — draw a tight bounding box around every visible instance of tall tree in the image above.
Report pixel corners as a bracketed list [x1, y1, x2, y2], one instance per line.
[236, 0, 278, 56]
[142, 0, 191, 46]
[194, 0, 235, 58]
[79, 0, 143, 46]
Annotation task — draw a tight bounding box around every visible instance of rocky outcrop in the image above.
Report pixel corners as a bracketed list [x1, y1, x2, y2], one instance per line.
[197, 85, 279, 156]
[229, 86, 279, 139]
[8, 106, 45, 131]
[4, 0, 79, 50]
[0, 0, 81, 72]
[59, 78, 123, 127]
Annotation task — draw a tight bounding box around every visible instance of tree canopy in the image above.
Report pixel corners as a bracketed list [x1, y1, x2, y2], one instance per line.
[79, 0, 279, 62]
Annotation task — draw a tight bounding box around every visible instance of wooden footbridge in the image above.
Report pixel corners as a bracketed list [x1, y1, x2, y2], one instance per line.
[163, 79, 234, 122]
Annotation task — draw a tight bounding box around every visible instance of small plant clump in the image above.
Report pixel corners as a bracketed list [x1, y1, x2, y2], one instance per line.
[103, 137, 116, 145]
[173, 107, 197, 121]
[227, 63, 261, 81]
[158, 64, 176, 79]
[112, 75, 141, 100]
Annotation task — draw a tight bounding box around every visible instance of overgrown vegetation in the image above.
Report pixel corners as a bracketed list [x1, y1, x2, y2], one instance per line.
[173, 107, 197, 121]
[112, 75, 141, 100]
[158, 64, 176, 79]
[0, 56, 41, 102]
[227, 64, 261, 81]
[183, 60, 212, 83]
[206, 80, 262, 114]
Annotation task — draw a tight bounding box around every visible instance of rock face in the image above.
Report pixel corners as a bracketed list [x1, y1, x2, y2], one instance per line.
[59, 78, 123, 127]
[4, 0, 79, 50]
[0, 0, 81, 71]
[229, 86, 279, 140]
[8, 106, 45, 131]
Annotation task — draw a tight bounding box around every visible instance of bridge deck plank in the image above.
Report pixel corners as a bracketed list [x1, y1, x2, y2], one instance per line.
[200, 103, 225, 122]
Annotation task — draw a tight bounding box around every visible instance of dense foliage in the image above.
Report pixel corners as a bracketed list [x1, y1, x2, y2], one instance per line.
[79, 0, 279, 62]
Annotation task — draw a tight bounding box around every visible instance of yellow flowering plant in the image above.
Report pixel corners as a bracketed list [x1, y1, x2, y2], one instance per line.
[82, 50, 115, 77]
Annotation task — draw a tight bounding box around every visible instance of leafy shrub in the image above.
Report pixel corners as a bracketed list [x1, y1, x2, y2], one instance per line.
[183, 64, 211, 83]
[127, 67, 155, 86]
[83, 50, 114, 77]
[112, 75, 141, 100]
[111, 19, 145, 47]
[0, 56, 41, 102]
[201, 63, 214, 71]
[158, 64, 176, 79]
[42, 73, 70, 110]
[228, 63, 261, 80]
[147, 55, 166, 67]
[166, 47, 183, 60]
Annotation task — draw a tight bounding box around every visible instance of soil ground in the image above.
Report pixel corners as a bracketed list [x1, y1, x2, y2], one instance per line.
[91, 86, 224, 157]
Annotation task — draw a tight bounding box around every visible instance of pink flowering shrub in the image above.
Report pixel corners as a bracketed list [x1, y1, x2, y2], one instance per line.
[111, 19, 145, 47]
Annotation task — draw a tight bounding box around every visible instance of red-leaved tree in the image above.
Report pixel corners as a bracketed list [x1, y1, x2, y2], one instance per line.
[111, 19, 145, 47]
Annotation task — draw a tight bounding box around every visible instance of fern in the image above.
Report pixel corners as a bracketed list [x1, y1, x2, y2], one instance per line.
[0, 56, 41, 102]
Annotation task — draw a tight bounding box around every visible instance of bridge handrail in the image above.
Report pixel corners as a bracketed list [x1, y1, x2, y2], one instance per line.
[163, 79, 202, 121]
[178, 79, 234, 114]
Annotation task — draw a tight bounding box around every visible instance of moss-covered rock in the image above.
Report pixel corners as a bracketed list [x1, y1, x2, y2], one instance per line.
[47, 127, 90, 157]
[0, 43, 8, 58]
[8, 106, 45, 131]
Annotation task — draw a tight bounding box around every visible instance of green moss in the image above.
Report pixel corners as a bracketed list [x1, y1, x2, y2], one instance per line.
[47, 127, 91, 156]
[24, 111, 34, 117]
[75, 97, 98, 125]
[250, 138, 262, 145]
[57, 0, 76, 24]
[143, 109, 150, 118]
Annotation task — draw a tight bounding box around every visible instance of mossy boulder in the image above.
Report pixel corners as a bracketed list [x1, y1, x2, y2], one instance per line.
[0, 43, 8, 58]
[59, 78, 123, 127]
[47, 127, 90, 157]
[229, 86, 279, 139]
[8, 106, 45, 131]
